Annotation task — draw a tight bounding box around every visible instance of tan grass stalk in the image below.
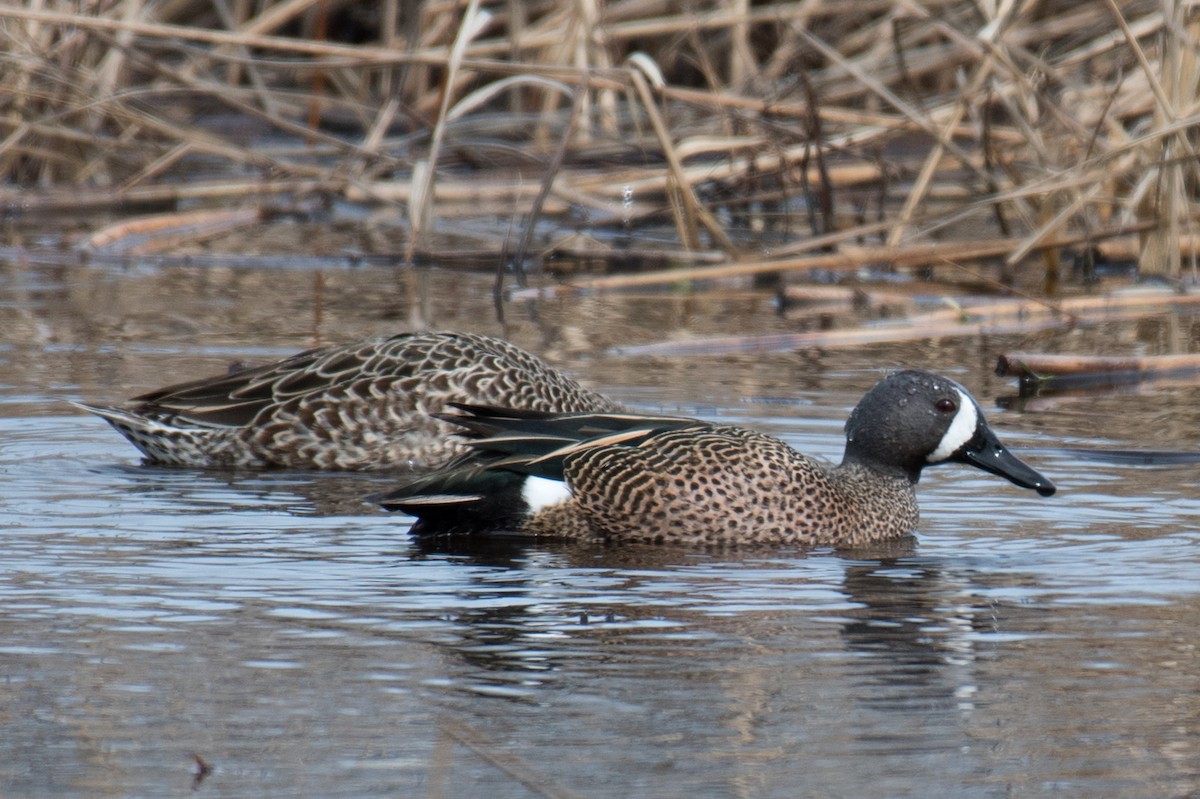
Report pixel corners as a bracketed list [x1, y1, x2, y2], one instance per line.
[92, 0, 142, 114]
[627, 57, 735, 253]
[80, 208, 263, 254]
[238, 0, 329, 36]
[182, 0, 284, 118]
[405, 0, 492, 264]
[793, 28, 988, 183]
[1103, 0, 1198, 278]
[120, 142, 193, 190]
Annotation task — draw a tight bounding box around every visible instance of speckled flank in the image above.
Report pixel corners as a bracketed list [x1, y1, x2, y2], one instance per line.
[524, 425, 919, 547]
[75, 332, 622, 471]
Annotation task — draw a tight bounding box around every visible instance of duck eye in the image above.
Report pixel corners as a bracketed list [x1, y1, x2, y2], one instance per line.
[935, 398, 957, 413]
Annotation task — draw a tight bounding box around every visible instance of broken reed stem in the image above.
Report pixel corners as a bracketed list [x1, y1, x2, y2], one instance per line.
[80, 207, 264, 254]
[437, 719, 588, 799]
[608, 317, 1074, 357]
[998, 351, 1200, 379]
[517, 222, 1157, 296]
[611, 289, 1200, 358]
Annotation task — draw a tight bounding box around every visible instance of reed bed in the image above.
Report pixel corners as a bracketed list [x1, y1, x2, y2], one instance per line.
[0, 0, 1196, 288]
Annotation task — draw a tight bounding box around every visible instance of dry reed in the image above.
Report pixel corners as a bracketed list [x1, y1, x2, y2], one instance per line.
[0, 0, 1195, 288]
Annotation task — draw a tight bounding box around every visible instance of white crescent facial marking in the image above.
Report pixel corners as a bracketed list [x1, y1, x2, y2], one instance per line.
[521, 475, 573, 511]
[926, 388, 979, 463]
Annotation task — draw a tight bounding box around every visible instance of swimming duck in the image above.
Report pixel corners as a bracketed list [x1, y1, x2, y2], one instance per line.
[73, 331, 622, 471]
[377, 370, 1056, 546]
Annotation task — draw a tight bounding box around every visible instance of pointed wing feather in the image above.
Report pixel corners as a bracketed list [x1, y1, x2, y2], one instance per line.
[123, 344, 368, 427]
[376, 407, 715, 525]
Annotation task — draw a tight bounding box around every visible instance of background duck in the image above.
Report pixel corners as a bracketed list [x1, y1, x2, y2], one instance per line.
[73, 331, 622, 471]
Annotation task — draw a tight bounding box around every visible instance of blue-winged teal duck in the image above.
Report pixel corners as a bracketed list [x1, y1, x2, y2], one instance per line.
[73, 332, 621, 471]
[378, 370, 1056, 546]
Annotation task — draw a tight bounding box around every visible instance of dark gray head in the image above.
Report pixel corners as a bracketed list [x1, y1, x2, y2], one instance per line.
[843, 370, 1055, 496]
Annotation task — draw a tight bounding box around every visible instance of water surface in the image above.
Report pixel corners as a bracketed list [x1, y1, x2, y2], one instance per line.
[2, 260, 1199, 798]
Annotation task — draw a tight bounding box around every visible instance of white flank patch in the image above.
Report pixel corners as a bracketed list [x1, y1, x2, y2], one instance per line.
[927, 388, 979, 463]
[521, 475, 573, 511]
